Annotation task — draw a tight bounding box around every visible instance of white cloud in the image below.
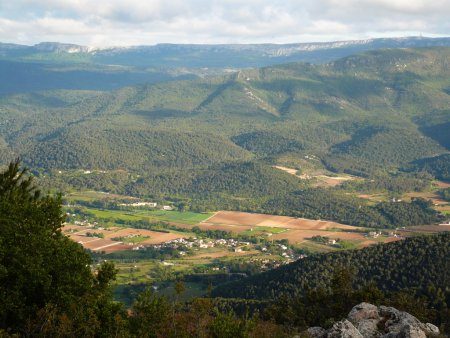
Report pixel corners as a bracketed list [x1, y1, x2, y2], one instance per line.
[0, 0, 449, 46]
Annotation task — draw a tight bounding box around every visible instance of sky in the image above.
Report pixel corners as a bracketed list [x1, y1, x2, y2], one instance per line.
[1, 0, 450, 47]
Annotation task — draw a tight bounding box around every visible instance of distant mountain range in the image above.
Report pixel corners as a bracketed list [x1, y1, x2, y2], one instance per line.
[2, 36, 450, 68]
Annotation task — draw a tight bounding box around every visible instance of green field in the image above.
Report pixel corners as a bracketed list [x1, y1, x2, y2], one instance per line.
[118, 235, 150, 244]
[132, 209, 213, 225]
[77, 207, 213, 225]
[241, 227, 288, 236]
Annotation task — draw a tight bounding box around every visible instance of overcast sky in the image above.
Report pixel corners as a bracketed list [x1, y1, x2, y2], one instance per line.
[1, 0, 450, 46]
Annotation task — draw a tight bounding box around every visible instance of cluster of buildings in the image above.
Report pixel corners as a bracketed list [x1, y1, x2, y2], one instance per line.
[137, 237, 303, 261]
[148, 237, 252, 252]
[118, 201, 173, 210]
[70, 219, 98, 227]
[366, 231, 401, 239]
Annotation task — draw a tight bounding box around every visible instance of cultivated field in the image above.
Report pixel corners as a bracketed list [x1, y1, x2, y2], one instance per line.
[404, 191, 448, 206]
[435, 181, 450, 189]
[271, 229, 366, 242]
[81, 207, 212, 225]
[274, 165, 361, 188]
[200, 211, 365, 244]
[202, 211, 359, 231]
[436, 205, 450, 214]
[63, 224, 187, 253]
[398, 224, 450, 234]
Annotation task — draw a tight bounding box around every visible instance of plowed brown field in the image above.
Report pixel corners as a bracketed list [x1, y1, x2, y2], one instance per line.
[202, 211, 359, 231]
[64, 224, 186, 252]
[199, 211, 364, 244]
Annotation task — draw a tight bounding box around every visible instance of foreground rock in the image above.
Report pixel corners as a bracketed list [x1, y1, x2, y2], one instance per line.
[306, 302, 440, 338]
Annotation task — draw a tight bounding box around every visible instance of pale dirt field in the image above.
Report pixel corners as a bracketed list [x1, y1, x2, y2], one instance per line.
[273, 165, 360, 188]
[357, 194, 387, 203]
[195, 222, 252, 233]
[101, 244, 133, 254]
[399, 224, 450, 233]
[81, 238, 123, 251]
[404, 191, 448, 205]
[436, 181, 450, 189]
[200, 211, 365, 244]
[203, 211, 360, 231]
[436, 205, 450, 213]
[67, 227, 118, 238]
[102, 228, 163, 239]
[68, 234, 102, 244]
[64, 225, 186, 252]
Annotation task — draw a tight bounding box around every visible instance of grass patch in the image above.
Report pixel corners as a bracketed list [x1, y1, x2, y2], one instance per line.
[79, 207, 212, 225]
[297, 241, 338, 253]
[115, 235, 150, 244]
[241, 226, 287, 236]
[133, 209, 213, 225]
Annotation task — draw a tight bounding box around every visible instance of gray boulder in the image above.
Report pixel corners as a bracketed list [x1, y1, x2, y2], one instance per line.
[304, 303, 440, 338]
[348, 303, 382, 338]
[378, 306, 431, 338]
[348, 303, 380, 323]
[307, 326, 327, 338]
[327, 319, 364, 338]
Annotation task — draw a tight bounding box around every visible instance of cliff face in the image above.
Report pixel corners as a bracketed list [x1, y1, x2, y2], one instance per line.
[306, 303, 440, 338]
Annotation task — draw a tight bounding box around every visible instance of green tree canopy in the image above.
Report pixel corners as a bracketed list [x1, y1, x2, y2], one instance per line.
[0, 160, 120, 334]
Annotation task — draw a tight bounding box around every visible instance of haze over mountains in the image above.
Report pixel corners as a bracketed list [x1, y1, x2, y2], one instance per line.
[2, 36, 450, 95]
[3, 36, 450, 68]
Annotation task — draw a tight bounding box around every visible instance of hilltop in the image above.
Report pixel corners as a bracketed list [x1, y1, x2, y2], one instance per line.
[2, 36, 450, 68]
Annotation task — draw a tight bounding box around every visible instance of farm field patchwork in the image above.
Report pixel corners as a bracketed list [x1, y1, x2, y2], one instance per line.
[62, 195, 450, 304]
[398, 224, 450, 234]
[77, 206, 213, 225]
[196, 210, 395, 249]
[63, 224, 188, 252]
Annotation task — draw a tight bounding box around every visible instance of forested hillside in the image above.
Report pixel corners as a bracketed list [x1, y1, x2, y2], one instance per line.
[405, 154, 450, 182]
[1, 47, 448, 173]
[0, 47, 449, 227]
[0, 60, 196, 95]
[212, 232, 450, 300]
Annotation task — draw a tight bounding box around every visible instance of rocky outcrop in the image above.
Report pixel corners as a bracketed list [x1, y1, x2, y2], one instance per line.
[306, 303, 440, 338]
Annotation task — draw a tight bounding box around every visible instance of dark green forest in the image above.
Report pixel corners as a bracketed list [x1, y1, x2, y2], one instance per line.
[212, 232, 450, 331]
[213, 232, 450, 299]
[1, 48, 449, 177]
[36, 165, 443, 228]
[405, 154, 450, 182]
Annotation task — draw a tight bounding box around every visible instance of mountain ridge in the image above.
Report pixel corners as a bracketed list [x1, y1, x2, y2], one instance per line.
[3, 36, 450, 68]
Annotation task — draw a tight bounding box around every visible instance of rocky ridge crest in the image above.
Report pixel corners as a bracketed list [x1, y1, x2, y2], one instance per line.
[306, 303, 440, 338]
